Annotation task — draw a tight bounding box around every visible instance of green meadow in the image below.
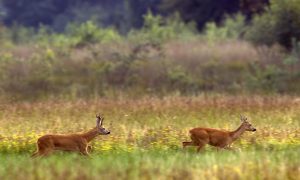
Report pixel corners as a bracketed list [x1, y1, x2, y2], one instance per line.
[0, 96, 299, 179]
[1, 1, 300, 179]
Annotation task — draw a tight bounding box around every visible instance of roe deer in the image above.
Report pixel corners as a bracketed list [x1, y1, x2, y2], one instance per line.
[31, 114, 110, 157]
[182, 115, 256, 152]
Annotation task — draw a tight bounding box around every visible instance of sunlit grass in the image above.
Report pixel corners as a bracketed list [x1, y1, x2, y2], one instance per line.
[0, 95, 299, 179]
[0, 149, 299, 180]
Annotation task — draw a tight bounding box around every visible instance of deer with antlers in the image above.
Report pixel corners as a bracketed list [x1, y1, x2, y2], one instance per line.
[31, 114, 110, 157]
[182, 115, 256, 152]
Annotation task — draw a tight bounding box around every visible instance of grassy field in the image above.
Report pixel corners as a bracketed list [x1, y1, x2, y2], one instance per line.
[0, 95, 299, 179]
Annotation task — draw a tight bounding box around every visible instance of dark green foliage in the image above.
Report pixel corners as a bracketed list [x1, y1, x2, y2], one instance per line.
[1, 0, 160, 33]
[128, 12, 197, 45]
[127, 0, 161, 29]
[240, 0, 269, 19]
[160, 0, 239, 29]
[2, 0, 72, 26]
[160, 0, 267, 29]
[1, 0, 271, 33]
[66, 21, 121, 47]
[0, 5, 300, 99]
[246, 0, 300, 49]
[0, 38, 299, 100]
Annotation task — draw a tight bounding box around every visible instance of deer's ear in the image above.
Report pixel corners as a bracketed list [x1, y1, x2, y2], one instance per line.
[240, 115, 247, 122]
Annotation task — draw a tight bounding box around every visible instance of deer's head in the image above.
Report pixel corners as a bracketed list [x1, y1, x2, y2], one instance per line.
[240, 115, 256, 132]
[96, 114, 110, 135]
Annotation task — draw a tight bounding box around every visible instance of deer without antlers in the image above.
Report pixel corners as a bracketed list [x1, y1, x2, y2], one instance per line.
[31, 114, 110, 157]
[182, 115, 256, 152]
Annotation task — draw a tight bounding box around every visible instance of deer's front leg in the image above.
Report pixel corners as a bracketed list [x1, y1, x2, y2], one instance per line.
[81, 150, 89, 156]
[223, 145, 237, 151]
[80, 147, 90, 156]
[87, 145, 92, 153]
[78, 142, 90, 156]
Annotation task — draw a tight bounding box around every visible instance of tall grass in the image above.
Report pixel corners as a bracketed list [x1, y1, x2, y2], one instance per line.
[0, 96, 299, 179]
[1, 14, 300, 100]
[0, 149, 299, 180]
[0, 38, 297, 100]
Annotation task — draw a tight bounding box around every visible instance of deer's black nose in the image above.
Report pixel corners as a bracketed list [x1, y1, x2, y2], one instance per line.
[107, 132, 111, 134]
[253, 129, 256, 131]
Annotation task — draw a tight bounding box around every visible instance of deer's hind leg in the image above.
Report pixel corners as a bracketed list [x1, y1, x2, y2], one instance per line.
[182, 141, 195, 148]
[31, 140, 53, 157]
[31, 148, 53, 157]
[31, 151, 39, 158]
[191, 132, 209, 152]
[196, 141, 207, 152]
[183, 132, 203, 148]
[37, 144, 54, 157]
[40, 149, 53, 156]
[31, 141, 41, 157]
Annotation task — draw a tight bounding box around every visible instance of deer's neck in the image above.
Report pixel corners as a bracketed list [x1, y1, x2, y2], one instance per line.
[230, 124, 246, 141]
[81, 127, 99, 142]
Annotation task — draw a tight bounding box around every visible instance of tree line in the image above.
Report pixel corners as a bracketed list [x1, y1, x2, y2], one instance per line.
[1, 0, 269, 32]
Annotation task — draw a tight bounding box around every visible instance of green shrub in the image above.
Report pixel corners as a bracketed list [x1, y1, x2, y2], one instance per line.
[247, 64, 287, 93]
[246, 0, 300, 49]
[8, 24, 35, 44]
[203, 14, 246, 43]
[0, 25, 13, 48]
[2, 12, 300, 99]
[66, 21, 122, 47]
[128, 12, 197, 45]
[283, 39, 300, 67]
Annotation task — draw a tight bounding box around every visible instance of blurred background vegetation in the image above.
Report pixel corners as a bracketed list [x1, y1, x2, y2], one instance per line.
[0, 0, 300, 100]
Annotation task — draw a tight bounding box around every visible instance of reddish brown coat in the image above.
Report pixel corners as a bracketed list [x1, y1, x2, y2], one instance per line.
[31, 115, 110, 157]
[183, 116, 256, 152]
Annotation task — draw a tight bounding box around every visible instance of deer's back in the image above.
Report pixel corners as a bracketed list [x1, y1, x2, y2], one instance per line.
[38, 134, 84, 145]
[189, 127, 231, 147]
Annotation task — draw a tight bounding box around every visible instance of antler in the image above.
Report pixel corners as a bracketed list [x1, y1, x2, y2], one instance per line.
[96, 114, 101, 128]
[240, 115, 247, 122]
[96, 114, 104, 128]
[100, 116, 104, 127]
